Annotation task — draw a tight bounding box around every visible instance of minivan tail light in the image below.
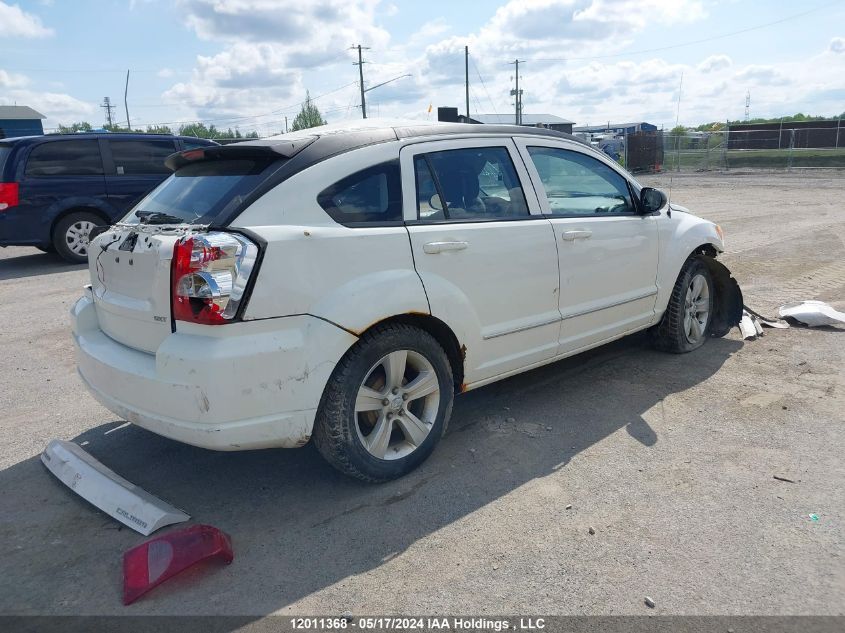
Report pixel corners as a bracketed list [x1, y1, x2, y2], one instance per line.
[0, 183, 18, 211]
[171, 232, 258, 324]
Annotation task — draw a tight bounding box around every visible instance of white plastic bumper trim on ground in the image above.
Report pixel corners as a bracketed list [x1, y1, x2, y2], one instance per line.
[41, 439, 190, 536]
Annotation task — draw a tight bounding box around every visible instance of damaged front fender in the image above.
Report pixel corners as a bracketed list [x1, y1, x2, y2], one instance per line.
[701, 256, 743, 338]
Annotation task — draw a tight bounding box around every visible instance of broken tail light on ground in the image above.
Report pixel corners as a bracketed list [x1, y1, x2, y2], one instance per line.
[172, 232, 259, 325]
[123, 524, 234, 605]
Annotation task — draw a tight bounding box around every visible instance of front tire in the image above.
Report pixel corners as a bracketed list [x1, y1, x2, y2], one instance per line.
[53, 212, 102, 263]
[651, 256, 714, 353]
[313, 323, 454, 482]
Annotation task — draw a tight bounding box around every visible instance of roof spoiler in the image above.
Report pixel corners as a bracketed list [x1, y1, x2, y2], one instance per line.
[165, 137, 317, 171]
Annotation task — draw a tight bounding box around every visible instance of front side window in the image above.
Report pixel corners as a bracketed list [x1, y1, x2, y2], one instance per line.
[414, 146, 529, 221]
[527, 146, 635, 216]
[25, 140, 103, 177]
[109, 139, 176, 175]
[317, 160, 402, 225]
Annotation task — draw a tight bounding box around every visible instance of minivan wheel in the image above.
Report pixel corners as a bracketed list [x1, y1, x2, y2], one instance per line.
[313, 323, 454, 482]
[53, 212, 101, 263]
[651, 255, 714, 353]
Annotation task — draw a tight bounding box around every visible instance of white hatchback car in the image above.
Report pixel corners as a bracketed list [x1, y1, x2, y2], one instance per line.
[72, 120, 742, 481]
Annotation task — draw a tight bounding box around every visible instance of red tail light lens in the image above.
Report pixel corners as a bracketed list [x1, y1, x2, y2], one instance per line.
[171, 232, 259, 325]
[123, 524, 234, 605]
[0, 183, 19, 211]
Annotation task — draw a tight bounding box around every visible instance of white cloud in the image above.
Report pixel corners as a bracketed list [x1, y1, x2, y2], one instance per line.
[162, 0, 395, 127]
[0, 90, 95, 128]
[0, 1, 53, 38]
[0, 68, 29, 88]
[698, 54, 732, 73]
[830, 37, 845, 54]
[735, 64, 789, 86]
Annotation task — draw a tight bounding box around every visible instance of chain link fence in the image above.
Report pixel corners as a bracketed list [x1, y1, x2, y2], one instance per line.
[621, 125, 845, 173]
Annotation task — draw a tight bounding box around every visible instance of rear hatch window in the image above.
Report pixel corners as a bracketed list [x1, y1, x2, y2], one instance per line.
[122, 158, 275, 226]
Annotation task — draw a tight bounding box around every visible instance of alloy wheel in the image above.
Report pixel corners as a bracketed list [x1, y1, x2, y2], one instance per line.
[354, 349, 440, 460]
[683, 273, 710, 343]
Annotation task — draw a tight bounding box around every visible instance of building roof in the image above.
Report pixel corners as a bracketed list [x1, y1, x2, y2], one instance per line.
[474, 113, 575, 125]
[0, 105, 47, 120]
[573, 122, 654, 132]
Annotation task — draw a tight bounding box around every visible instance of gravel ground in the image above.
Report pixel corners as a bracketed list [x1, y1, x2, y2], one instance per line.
[0, 172, 842, 617]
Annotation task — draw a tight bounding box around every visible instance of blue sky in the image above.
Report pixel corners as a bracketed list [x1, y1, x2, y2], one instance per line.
[1, 0, 843, 134]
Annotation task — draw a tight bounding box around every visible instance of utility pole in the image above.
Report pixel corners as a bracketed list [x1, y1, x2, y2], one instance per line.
[351, 44, 370, 119]
[509, 60, 524, 125]
[465, 45, 470, 121]
[744, 90, 750, 121]
[101, 97, 115, 128]
[124, 70, 131, 130]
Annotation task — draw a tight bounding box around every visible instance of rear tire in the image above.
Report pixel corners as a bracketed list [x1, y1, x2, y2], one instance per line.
[651, 256, 714, 353]
[313, 323, 454, 483]
[53, 212, 102, 263]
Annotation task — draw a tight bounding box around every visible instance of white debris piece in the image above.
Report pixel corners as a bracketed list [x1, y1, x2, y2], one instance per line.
[739, 312, 760, 339]
[41, 439, 189, 536]
[778, 301, 845, 327]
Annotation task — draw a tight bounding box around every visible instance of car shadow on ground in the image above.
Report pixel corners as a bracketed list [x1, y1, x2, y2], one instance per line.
[0, 332, 742, 616]
[0, 250, 84, 281]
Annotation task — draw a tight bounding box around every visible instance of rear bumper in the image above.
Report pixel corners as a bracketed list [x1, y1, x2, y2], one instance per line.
[72, 294, 357, 451]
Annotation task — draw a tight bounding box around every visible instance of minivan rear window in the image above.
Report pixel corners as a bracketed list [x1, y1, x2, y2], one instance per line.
[122, 158, 273, 225]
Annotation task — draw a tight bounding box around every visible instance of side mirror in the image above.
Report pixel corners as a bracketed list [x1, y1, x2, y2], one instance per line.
[429, 194, 444, 211]
[640, 187, 667, 213]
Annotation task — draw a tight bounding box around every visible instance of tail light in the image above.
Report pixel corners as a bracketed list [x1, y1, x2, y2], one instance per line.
[123, 524, 234, 605]
[0, 183, 19, 211]
[171, 232, 259, 325]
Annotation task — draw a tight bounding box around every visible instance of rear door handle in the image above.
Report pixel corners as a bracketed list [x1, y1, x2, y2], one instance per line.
[423, 241, 468, 254]
[562, 230, 592, 241]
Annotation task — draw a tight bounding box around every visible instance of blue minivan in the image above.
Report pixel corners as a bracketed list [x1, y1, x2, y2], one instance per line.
[0, 133, 217, 262]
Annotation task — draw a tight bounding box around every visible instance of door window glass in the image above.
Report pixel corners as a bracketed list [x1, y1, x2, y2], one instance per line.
[527, 147, 635, 215]
[413, 147, 529, 221]
[25, 140, 103, 176]
[110, 139, 176, 175]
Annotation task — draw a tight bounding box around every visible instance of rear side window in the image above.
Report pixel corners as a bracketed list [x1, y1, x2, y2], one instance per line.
[25, 140, 103, 177]
[122, 158, 273, 225]
[109, 139, 176, 175]
[317, 161, 402, 226]
[413, 147, 529, 222]
[0, 145, 12, 177]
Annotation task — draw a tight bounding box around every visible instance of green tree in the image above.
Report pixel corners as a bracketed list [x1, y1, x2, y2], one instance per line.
[146, 125, 173, 135]
[178, 122, 223, 139]
[290, 91, 326, 131]
[57, 121, 92, 134]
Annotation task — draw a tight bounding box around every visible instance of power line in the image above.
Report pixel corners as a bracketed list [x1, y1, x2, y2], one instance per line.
[471, 56, 498, 117]
[119, 81, 358, 128]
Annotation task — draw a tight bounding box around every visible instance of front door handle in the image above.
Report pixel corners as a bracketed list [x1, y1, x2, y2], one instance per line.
[423, 241, 468, 254]
[562, 230, 592, 241]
